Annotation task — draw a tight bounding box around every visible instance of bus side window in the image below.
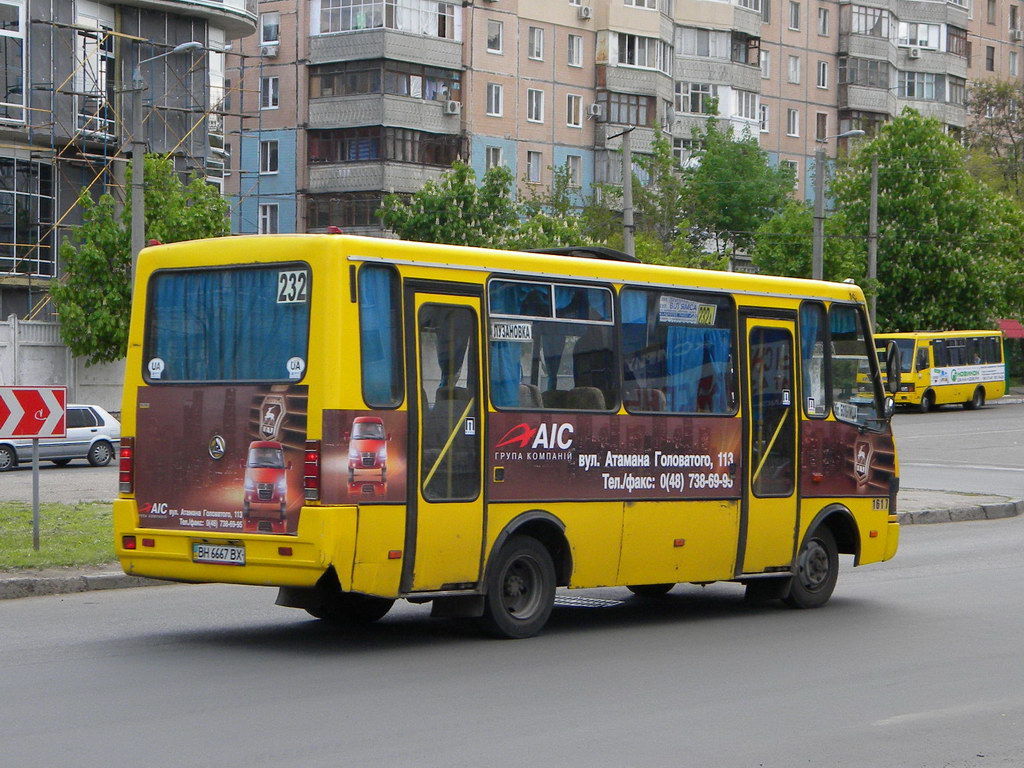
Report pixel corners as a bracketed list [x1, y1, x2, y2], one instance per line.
[358, 265, 403, 407]
[799, 302, 828, 417]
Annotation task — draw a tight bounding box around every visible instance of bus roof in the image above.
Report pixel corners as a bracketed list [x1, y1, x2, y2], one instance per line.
[138, 234, 869, 305]
[875, 330, 1003, 340]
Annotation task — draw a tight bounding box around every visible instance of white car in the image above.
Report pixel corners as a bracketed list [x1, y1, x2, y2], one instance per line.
[0, 404, 121, 470]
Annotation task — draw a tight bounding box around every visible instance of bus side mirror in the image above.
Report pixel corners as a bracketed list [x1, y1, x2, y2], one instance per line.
[884, 341, 901, 395]
[884, 396, 895, 421]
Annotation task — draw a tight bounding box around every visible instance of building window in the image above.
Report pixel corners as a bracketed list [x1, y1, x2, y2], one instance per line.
[259, 204, 279, 234]
[849, 5, 890, 38]
[815, 112, 828, 140]
[988, 0, 997, 23]
[1012, 51, 1020, 77]
[948, 76, 966, 105]
[485, 146, 503, 169]
[0, 159, 54, 276]
[735, 90, 758, 120]
[1013, 6, 1019, 29]
[759, 103, 769, 132]
[602, 92, 656, 126]
[487, 19, 503, 53]
[788, 1, 800, 30]
[897, 22, 940, 49]
[261, 12, 280, 44]
[838, 56, 890, 89]
[899, 71, 940, 100]
[568, 34, 583, 66]
[676, 27, 731, 59]
[617, 33, 671, 73]
[787, 108, 799, 136]
[626, 0, 658, 7]
[817, 7, 829, 35]
[310, 59, 461, 101]
[308, 127, 463, 166]
[318, 0, 458, 39]
[567, 93, 583, 126]
[762, 0, 771, 23]
[788, 55, 800, 83]
[817, 60, 828, 88]
[527, 88, 544, 122]
[675, 82, 718, 114]
[986, 45, 996, 71]
[761, 49, 771, 78]
[738, 0, 762, 11]
[0, 0, 25, 122]
[260, 140, 279, 174]
[260, 77, 280, 109]
[527, 150, 543, 183]
[528, 26, 544, 60]
[308, 192, 384, 229]
[731, 33, 760, 65]
[486, 83, 503, 116]
[566, 155, 582, 187]
[947, 26, 968, 58]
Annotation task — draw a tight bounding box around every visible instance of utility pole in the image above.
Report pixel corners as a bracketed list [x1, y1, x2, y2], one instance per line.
[867, 155, 879, 330]
[811, 129, 866, 280]
[621, 127, 635, 258]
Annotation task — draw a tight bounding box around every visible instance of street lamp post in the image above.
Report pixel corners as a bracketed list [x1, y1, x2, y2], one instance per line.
[128, 41, 204, 294]
[812, 129, 865, 280]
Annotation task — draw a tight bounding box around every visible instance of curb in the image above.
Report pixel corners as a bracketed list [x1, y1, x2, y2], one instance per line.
[0, 572, 170, 601]
[896, 498, 1024, 526]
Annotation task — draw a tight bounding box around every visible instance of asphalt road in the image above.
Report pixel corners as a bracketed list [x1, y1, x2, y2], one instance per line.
[2, 515, 1023, 768]
[893, 400, 1024, 498]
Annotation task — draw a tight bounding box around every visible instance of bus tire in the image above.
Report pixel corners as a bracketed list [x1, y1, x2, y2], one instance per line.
[917, 391, 934, 413]
[308, 592, 394, 624]
[965, 387, 984, 410]
[627, 583, 674, 598]
[478, 535, 555, 639]
[784, 527, 838, 610]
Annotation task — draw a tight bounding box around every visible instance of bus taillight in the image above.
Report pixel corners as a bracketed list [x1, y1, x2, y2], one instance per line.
[119, 437, 135, 494]
[304, 440, 321, 501]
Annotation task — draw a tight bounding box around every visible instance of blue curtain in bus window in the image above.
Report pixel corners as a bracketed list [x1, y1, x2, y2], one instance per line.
[829, 307, 857, 335]
[620, 290, 648, 386]
[705, 328, 730, 413]
[150, 267, 308, 381]
[359, 266, 399, 406]
[665, 326, 705, 411]
[490, 341, 520, 408]
[489, 281, 550, 316]
[799, 304, 820, 395]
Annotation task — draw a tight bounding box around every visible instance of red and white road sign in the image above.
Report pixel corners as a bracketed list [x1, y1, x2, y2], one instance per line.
[0, 387, 67, 439]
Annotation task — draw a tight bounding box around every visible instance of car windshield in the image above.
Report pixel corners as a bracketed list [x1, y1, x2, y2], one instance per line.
[353, 422, 386, 440]
[248, 447, 284, 468]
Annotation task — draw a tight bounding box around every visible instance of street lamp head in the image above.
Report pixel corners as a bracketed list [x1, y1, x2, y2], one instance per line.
[170, 41, 205, 55]
[816, 129, 866, 144]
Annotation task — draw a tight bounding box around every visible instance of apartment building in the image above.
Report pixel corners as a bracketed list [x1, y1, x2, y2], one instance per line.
[0, 0, 251, 321]
[224, 0, 1023, 236]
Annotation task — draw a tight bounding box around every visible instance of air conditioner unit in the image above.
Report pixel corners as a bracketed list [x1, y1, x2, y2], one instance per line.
[1012, 29, 1024, 41]
[577, 5, 593, 19]
[444, 99, 462, 115]
[908, 47, 921, 59]
[587, 103, 604, 119]
[260, 44, 279, 58]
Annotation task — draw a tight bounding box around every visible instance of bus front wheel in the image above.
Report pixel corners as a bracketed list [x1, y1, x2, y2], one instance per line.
[918, 391, 935, 413]
[965, 387, 985, 410]
[478, 535, 555, 639]
[784, 527, 838, 609]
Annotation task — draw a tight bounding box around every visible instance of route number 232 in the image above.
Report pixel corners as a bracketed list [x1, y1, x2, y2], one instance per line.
[277, 270, 308, 304]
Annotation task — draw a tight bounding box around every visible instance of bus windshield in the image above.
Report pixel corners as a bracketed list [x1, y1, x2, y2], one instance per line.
[876, 337, 914, 373]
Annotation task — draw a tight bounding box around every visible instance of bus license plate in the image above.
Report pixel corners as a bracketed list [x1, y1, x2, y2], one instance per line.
[192, 542, 245, 566]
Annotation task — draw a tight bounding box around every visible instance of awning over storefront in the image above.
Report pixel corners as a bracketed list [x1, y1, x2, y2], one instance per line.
[996, 318, 1024, 338]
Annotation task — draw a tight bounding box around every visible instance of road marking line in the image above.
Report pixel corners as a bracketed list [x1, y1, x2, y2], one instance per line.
[901, 461, 1024, 473]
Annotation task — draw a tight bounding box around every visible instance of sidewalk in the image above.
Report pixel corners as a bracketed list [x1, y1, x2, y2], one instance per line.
[1, 489, 1020, 601]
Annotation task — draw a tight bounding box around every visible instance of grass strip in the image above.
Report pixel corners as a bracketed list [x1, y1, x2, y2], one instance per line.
[0, 501, 114, 570]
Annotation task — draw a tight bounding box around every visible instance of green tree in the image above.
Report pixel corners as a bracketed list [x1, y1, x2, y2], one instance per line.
[963, 79, 1024, 199]
[378, 161, 521, 247]
[831, 109, 1019, 331]
[513, 162, 599, 250]
[751, 200, 865, 281]
[688, 118, 794, 258]
[51, 155, 231, 366]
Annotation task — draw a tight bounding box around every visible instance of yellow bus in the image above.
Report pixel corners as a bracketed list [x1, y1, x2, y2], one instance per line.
[875, 331, 1006, 413]
[114, 234, 901, 638]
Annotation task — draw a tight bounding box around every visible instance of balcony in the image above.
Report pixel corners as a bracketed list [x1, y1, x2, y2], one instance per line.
[115, 0, 256, 37]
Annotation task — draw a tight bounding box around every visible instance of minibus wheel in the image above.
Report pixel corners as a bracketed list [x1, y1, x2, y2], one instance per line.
[965, 387, 984, 410]
[478, 535, 555, 639]
[626, 583, 674, 597]
[784, 527, 838, 609]
[917, 391, 935, 413]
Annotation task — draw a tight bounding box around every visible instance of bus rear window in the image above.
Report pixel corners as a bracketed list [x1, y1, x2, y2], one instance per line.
[145, 264, 310, 383]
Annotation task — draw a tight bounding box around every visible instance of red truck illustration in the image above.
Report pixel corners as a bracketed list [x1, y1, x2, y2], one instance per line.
[243, 440, 291, 533]
[346, 416, 390, 484]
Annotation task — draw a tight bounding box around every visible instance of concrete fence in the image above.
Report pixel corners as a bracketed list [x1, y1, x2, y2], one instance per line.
[0, 314, 124, 413]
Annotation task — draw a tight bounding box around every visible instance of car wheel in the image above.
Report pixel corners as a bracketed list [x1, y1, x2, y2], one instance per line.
[784, 527, 839, 609]
[87, 441, 114, 467]
[917, 391, 934, 414]
[0, 445, 16, 471]
[51, 458, 72, 467]
[477, 535, 556, 639]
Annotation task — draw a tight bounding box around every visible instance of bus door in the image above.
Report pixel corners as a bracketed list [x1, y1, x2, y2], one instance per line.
[403, 288, 484, 593]
[739, 315, 799, 574]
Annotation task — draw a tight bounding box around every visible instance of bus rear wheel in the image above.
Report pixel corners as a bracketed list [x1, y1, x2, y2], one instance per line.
[478, 535, 555, 639]
[627, 583, 674, 598]
[308, 592, 394, 624]
[784, 527, 838, 609]
[965, 387, 985, 410]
